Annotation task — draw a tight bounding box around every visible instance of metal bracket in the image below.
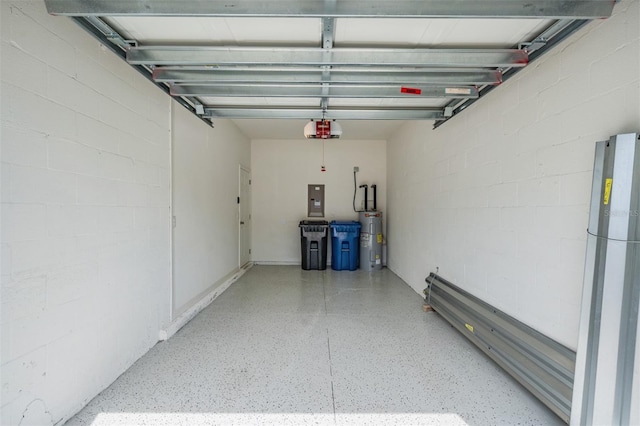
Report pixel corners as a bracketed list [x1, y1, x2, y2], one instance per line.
[520, 38, 548, 53]
[194, 100, 205, 115]
[85, 16, 136, 49]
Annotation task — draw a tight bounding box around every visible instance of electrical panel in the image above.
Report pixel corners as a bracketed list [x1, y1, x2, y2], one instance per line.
[308, 184, 325, 217]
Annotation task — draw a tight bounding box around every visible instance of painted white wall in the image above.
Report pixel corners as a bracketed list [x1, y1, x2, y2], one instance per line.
[1, 1, 172, 424]
[251, 139, 386, 264]
[387, 0, 639, 349]
[171, 103, 250, 317]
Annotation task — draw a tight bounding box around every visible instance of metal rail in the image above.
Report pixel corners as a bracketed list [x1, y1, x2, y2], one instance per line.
[127, 46, 529, 68]
[202, 107, 444, 120]
[152, 68, 503, 86]
[45, 0, 616, 19]
[171, 84, 479, 99]
[425, 273, 576, 423]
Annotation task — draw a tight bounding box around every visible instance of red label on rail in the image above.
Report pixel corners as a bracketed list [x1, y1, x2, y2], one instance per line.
[401, 87, 422, 95]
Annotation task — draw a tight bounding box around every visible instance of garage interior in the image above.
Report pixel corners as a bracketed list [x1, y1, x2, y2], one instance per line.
[1, 1, 639, 425]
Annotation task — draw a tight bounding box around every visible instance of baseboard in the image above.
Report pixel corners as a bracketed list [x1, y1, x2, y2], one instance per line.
[253, 260, 301, 266]
[158, 262, 254, 341]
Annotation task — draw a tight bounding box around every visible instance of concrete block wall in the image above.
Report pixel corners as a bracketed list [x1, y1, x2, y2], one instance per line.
[171, 103, 250, 317]
[387, 0, 639, 349]
[1, 1, 171, 424]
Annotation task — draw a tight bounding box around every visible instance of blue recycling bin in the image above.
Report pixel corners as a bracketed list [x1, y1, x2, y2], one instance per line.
[330, 221, 361, 271]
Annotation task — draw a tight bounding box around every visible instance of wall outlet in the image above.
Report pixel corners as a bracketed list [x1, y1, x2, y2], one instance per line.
[354, 166, 359, 172]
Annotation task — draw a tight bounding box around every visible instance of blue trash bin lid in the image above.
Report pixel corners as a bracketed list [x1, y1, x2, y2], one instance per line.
[330, 220, 361, 227]
[330, 221, 361, 232]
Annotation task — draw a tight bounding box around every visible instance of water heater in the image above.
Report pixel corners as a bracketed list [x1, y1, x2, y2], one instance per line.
[359, 211, 383, 271]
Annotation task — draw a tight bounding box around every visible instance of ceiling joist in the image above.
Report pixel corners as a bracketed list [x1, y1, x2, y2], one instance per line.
[127, 47, 529, 68]
[45, 0, 615, 19]
[152, 68, 503, 86]
[44, 0, 616, 128]
[171, 84, 479, 98]
[203, 107, 444, 120]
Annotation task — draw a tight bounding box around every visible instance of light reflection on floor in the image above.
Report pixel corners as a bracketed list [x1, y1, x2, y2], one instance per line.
[90, 412, 470, 426]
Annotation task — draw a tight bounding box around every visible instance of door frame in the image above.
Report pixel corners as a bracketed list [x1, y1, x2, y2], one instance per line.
[238, 165, 251, 267]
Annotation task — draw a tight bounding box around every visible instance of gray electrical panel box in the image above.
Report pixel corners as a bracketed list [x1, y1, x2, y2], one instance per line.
[308, 184, 325, 217]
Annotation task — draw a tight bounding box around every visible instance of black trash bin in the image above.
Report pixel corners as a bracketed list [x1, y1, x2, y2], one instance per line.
[299, 220, 329, 270]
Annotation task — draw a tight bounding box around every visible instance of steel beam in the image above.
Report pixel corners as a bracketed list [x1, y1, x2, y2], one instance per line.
[128, 47, 528, 68]
[153, 68, 503, 86]
[45, 0, 615, 19]
[202, 107, 444, 120]
[321, 13, 335, 112]
[571, 133, 640, 426]
[171, 84, 478, 98]
[425, 273, 576, 422]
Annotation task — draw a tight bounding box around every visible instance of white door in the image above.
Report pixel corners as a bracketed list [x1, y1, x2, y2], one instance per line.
[239, 166, 251, 267]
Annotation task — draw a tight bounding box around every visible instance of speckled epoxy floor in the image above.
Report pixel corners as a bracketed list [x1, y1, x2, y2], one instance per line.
[65, 265, 564, 426]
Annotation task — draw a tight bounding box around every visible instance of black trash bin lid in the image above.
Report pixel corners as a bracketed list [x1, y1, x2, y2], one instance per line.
[299, 220, 328, 227]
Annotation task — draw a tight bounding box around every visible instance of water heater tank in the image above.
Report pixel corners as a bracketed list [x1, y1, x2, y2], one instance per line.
[359, 211, 383, 271]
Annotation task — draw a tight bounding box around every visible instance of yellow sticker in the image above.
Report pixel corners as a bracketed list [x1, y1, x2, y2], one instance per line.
[465, 323, 474, 333]
[604, 178, 613, 205]
[377, 233, 383, 243]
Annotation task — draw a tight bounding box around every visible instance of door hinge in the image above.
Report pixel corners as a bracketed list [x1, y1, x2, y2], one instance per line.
[237, 196, 240, 204]
[172, 216, 176, 228]
[249, 249, 251, 254]
[249, 179, 252, 185]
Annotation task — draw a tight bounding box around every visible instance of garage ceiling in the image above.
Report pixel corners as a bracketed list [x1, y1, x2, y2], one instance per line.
[45, 1, 616, 138]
